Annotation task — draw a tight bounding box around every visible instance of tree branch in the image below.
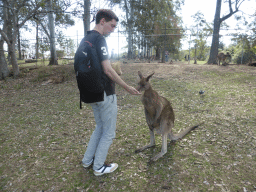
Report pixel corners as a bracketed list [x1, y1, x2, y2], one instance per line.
[33, 17, 50, 39]
[236, 0, 245, 9]
[228, 0, 233, 13]
[17, 4, 41, 29]
[0, 28, 11, 46]
[220, 0, 243, 22]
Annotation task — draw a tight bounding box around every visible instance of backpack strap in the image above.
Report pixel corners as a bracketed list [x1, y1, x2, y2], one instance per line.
[85, 41, 92, 47]
[80, 92, 82, 109]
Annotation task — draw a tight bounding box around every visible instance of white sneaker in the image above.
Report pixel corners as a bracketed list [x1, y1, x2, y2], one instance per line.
[94, 163, 118, 176]
[82, 157, 94, 168]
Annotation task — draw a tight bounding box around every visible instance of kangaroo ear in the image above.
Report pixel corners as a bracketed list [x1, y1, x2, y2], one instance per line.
[146, 72, 155, 81]
[138, 71, 143, 79]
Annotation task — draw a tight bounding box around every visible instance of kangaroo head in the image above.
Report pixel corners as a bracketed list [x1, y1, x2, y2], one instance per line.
[136, 71, 155, 92]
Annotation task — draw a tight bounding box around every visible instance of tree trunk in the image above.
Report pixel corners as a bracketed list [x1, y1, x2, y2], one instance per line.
[8, 1, 20, 77]
[0, 38, 9, 79]
[83, 0, 90, 36]
[161, 49, 165, 63]
[127, 29, 132, 59]
[36, 22, 39, 59]
[10, 16, 20, 77]
[208, 0, 222, 64]
[47, 0, 58, 65]
[0, 1, 9, 79]
[156, 47, 160, 60]
[18, 30, 22, 60]
[9, 42, 19, 77]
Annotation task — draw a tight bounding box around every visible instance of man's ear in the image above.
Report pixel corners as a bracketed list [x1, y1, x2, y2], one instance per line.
[100, 18, 105, 25]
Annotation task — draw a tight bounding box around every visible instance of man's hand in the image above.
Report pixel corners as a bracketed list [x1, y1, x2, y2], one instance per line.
[102, 60, 141, 95]
[125, 85, 141, 95]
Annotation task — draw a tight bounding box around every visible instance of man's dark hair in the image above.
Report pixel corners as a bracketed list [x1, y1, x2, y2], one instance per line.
[95, 9, 119, 24]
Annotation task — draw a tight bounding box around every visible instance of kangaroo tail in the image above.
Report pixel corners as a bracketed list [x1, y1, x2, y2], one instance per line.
[172, 122, 204, 141]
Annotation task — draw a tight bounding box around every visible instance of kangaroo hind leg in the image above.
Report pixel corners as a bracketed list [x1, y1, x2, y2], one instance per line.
[135, 129, 155, 153]
[150, 133, 168, 162]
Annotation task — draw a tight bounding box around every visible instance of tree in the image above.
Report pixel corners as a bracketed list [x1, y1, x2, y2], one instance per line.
[47, 0, 58, 65]
[0, 0, 9, 79]
[109, 0, 183, 60]
[207, 0, 247, 64]
[83, 0, 90, 35]
[190, 11, 212, 62]
[230, 34, 256, 64]
[34, 0, 75, 65]
[0, 0, 76, 79]
[108, 0, 145, 59]
[39, 37, 50, 60]
[136, 0, 183, 62]
[0, 0, 41, 78]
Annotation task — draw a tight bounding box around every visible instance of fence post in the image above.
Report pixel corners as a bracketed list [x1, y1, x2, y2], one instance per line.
[188, 34, 191, 64]
[241, 35, 245, 64]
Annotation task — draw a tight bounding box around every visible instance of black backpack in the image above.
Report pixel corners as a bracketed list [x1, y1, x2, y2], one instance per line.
[74, 34, 105, 108]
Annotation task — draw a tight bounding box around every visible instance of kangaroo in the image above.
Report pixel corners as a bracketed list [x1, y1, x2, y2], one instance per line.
[217, 52, 231, 65]
[135, 71, 203, 162]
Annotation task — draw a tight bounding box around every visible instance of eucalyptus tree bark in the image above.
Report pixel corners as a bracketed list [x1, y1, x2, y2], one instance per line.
[47, 0, 58, 65]
[83, 0, 90, 36]
[208, 0, 243, 64]
[208, 0, 222, 64]
[0, 1, 9, 79]
[36, 23, 39, 60]
[0, 38, 9, 79]
[7, 1, 19, 77]
[18, 31, 22, 60]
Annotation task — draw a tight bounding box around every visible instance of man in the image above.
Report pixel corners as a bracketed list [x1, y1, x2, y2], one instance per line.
[81, 9, 140, 176]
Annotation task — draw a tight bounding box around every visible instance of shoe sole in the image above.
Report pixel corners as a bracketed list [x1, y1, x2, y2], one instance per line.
[94, 164, 118, 176]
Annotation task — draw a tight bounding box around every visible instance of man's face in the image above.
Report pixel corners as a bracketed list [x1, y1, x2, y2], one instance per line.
[102, 19, 117, 37]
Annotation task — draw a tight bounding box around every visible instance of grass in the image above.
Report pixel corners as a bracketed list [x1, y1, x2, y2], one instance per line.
[16, 59, 74, 67]
[0, 61, 255, 191]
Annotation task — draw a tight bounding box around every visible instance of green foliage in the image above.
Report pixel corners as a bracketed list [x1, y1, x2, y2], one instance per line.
[38, 37, 50, 59]
[57, 32, 75, 56]
[233, 50, 255, 64]
[56, 50, 65, 58]
[133, 0, 183, 54]
[109, 0, 184, 56]
[53, 0, 75, 27]
[230, 33, 256, 64]
[189, 11, 212, 61]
